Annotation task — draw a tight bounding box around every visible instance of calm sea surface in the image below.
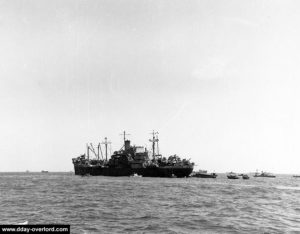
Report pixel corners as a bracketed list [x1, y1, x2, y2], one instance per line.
[0, 173, 299, 233]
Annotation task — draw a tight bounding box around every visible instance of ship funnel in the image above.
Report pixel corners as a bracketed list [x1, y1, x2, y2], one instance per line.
[125, 140, 131, 150]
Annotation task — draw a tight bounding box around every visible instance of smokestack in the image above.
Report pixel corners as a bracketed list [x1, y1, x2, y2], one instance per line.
[125, 140, 131, 150]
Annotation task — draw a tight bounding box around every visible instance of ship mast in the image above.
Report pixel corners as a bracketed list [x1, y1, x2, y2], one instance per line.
[101, 137, 111, 161]
[86, 143, 103, 160]
[86, 143, 90, 160]
[149, 131, 159, 159]
[156, 134, 159, 156]
[119, 130, 130, 149]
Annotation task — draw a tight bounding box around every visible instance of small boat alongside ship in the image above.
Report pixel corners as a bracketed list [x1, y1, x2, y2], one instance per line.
[131, 173, 142, 178]
[241, 174, 249, 180]
[192, 170, 217, 178]
[254, 171, 276, 178]
[72, 131, 194, 178]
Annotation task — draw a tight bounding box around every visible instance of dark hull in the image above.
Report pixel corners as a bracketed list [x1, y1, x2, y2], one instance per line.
[193, 173, 217, 178]
[254, 175, 276, 178]
[74, 165, 133, 176]
[74, 165, 193, 178]
[227, 175, 239, 179]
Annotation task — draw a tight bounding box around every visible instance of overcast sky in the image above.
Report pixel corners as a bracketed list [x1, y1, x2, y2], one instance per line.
[1, 0, 300, 173]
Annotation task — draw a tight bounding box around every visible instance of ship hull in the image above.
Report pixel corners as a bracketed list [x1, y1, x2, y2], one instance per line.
[74, 165, 133, 176]
[74, 165, 193, 177]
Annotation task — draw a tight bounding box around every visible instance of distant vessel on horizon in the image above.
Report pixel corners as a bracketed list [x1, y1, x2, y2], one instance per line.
[254, 171, 275, 178]
[41, 170, 49, 173]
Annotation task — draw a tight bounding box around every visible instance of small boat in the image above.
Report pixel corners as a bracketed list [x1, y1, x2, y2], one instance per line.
[227, 172, 239, 179]
[41, 170, 48, 173]
[292, 175, 300, 178]
[192, 170, 217, 178]
[242, 174, 250, 179]
[253, 171, 275, 178]
[131, 173, 142, 177]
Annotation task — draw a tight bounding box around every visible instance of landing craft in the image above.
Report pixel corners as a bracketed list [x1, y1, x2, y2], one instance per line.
[227, 172, 239, 179]
[192, 170, 217, 178]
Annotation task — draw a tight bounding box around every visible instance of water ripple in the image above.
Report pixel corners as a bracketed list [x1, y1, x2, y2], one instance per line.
[0, 173, 299, 233]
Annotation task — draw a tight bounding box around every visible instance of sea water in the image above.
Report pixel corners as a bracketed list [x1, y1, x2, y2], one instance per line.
[0, 173, 299, 233]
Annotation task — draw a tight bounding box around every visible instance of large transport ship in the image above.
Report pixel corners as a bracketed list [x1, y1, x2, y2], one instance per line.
[72, 131, 194, 177]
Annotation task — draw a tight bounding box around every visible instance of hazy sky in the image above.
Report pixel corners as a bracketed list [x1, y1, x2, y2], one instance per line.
[1, 0, 300, 173]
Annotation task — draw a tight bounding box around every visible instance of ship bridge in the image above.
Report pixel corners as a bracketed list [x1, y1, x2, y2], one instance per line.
[135, 146, 146, 154]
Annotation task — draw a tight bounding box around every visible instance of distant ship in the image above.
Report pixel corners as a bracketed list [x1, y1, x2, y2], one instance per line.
[72, 131, 194, 178]
[253, 171, 275, 178]
[192, 170, 217, 178]
[41, 170, 49, 173]
[292, 175, 300, 178]
[227, 172, 239, 179]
